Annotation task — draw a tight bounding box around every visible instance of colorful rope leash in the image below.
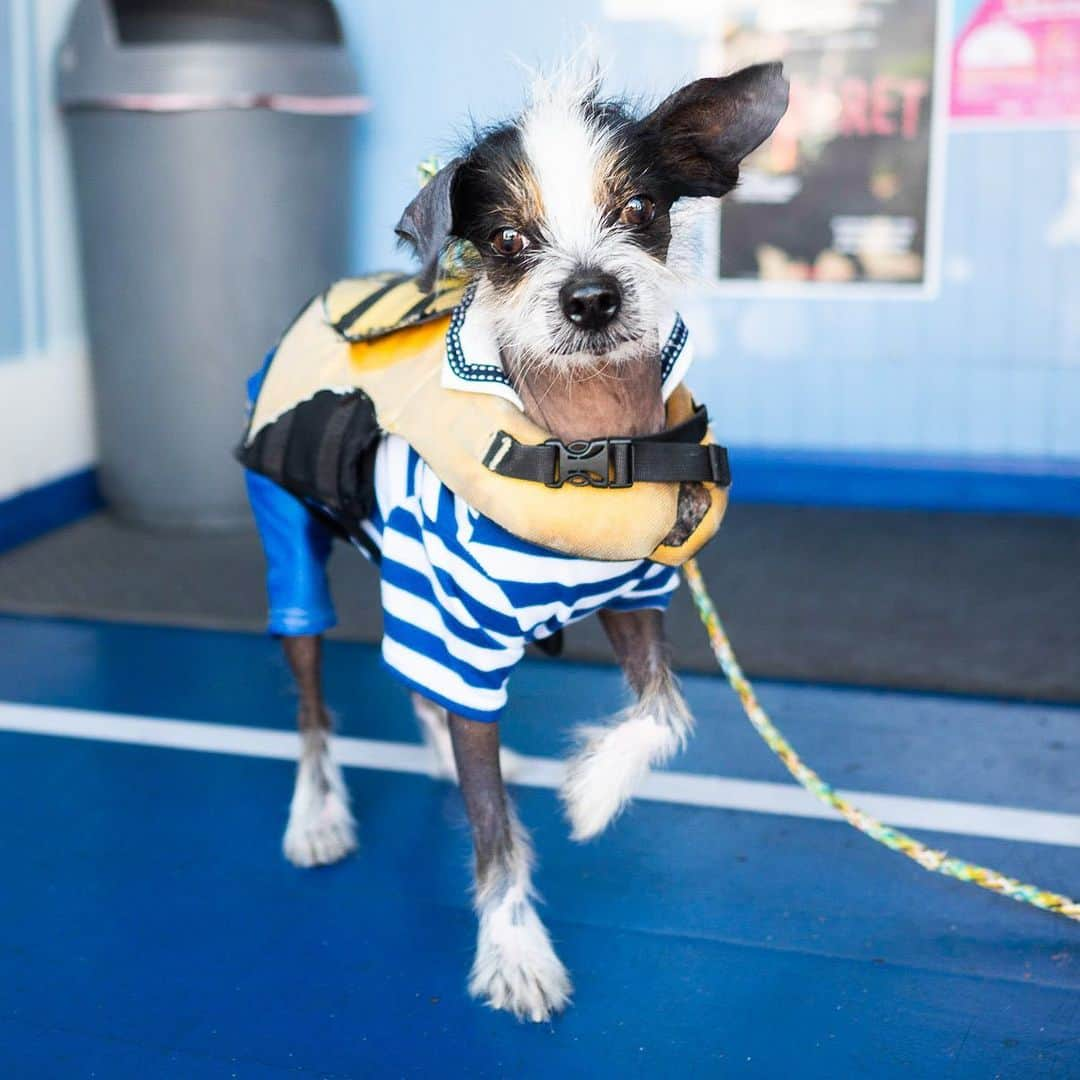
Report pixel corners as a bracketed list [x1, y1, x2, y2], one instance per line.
[682, 557, 1080, 923]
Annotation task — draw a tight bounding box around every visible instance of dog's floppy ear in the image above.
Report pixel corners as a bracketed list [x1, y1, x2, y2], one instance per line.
[636, 62, 789, 199]
[395, 157, 464, 291]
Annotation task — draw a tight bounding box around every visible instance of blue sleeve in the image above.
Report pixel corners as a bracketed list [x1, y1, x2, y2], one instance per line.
[244, 351, 336, 636]
[246, 470, 337, 636]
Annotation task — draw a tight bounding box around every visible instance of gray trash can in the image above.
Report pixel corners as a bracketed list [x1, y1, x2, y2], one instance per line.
[58, 0, 366, 529]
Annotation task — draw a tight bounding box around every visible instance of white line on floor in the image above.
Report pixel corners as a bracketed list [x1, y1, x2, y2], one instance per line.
[2, 700, 1078, 849]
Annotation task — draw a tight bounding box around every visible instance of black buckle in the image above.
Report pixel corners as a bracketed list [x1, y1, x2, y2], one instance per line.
[544, 438, 632, 488]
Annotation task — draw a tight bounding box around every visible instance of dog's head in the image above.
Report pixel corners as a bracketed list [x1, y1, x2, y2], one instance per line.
[397, 62, 788, 368]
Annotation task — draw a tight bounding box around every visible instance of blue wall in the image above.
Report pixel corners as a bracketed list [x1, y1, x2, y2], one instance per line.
[699, 128, 1080, 460]
[0, 0, 95, 514]
[338, 4, 698, 275]
[0, 0, 1076, 517]
[336, 0, 1080, 469]
[0, 0, 26, 358]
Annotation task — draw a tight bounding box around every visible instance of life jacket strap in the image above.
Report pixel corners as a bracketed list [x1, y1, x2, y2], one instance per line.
[482, 404, 731, 490]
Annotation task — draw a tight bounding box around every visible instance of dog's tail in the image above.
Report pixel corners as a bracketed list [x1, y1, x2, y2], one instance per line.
[559, 668, 692, 841]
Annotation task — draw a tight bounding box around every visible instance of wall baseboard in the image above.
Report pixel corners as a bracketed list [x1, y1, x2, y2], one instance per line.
[732, 448, 1080, 516]
[0, 451, 1074, 562]
[0, 469, 102, 555]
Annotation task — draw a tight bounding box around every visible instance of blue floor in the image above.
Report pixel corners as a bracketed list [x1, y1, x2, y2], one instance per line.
[0, 614, 1077, 1078]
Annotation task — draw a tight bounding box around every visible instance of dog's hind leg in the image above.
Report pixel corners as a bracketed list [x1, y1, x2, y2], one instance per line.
[281, 634, 358, 868]
[412, 692, 524, 782]
[449, 713, 571, 1022]
[411, 693, 459, 780]
[560, 609, 692, 841]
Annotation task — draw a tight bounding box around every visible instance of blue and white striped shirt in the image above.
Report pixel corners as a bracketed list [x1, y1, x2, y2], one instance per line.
[246, 297, 692, 721]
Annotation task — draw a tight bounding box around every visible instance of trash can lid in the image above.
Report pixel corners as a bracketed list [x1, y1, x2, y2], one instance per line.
[58, 0, 367, 114]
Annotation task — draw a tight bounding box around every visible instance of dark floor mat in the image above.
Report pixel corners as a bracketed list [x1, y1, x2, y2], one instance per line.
[0, 505, 1077, 702]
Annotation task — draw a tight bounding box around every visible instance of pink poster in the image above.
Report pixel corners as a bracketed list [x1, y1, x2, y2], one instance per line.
[951, 0, 1080, 125]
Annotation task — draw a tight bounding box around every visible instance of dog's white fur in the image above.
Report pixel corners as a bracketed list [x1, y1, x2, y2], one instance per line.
[520, 66, 608, 262]
[561, 670, 693, 841]
[473, 66, 678, 371]
[468, 811, 572, 1021]
[283, 731, 358, 867]
[411, 691, 458, 779]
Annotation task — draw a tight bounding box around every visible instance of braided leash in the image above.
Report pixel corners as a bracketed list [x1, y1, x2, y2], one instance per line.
[682, 558, 1080, 923]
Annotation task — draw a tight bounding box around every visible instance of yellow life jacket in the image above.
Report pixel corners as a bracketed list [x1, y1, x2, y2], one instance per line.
[238, 273, 729, 566]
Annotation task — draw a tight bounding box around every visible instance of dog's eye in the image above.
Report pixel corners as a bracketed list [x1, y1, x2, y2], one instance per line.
[621, 195, 656, 227]
[490, 228, 528, 257]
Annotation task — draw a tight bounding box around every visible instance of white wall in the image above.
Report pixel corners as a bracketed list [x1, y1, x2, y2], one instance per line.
[0, 0, 94, 502]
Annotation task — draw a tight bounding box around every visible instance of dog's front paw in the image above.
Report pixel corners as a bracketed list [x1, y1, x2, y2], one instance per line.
[283, 749, 358, 868]
[469, 897, 572, 1022]
[560, 715, 678, 841]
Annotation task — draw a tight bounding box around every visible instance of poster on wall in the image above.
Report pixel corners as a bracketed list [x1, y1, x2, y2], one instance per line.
[951, 0, 1080, 126]
[707, 1, 947, 292]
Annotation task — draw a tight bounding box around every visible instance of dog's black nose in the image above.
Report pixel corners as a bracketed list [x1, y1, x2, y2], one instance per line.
[559, 275, 621, 331]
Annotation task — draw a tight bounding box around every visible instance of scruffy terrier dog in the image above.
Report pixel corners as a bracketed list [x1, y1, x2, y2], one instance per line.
[265, 61, 788, 1022]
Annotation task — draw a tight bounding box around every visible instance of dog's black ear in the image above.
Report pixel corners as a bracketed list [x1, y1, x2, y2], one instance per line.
[636, 62, 789, 199]
[395, 157, 464, 291]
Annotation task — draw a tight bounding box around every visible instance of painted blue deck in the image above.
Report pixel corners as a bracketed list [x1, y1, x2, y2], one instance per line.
[0, 615, 1077, 1077]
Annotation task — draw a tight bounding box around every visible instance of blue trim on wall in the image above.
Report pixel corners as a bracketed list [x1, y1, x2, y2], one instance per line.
[0, 453, 1074, 560]
[732, 449, 1080, 516]
[0, 469, 102, 555]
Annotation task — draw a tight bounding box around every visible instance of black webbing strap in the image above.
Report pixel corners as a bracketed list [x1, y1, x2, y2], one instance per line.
[481, 404, 731, 489]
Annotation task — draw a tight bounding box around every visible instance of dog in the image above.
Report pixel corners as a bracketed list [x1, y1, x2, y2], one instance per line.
[247, 60, 788, 1022]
